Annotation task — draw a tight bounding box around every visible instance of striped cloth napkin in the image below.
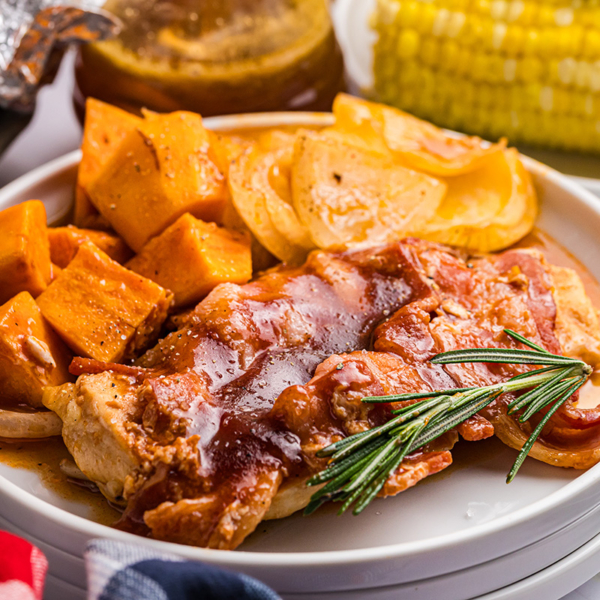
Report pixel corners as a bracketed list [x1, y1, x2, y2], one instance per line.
[0, 531, 47, 600]
[0, 530, 281, 599]
[85, 539, 282, 600]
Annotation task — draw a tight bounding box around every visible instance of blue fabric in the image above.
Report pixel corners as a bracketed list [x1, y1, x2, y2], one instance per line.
[86, 539, 281, 600]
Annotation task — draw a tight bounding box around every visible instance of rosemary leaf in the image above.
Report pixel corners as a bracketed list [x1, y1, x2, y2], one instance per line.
[508, 366, 578, 415]
[330, 396, 449, 461]
[508, 366, 561, 382]
[431, 349, 579, 366]
[503, 329, 552, 354]
[411, 391, 501, 450]
[518, 375, 580, 422]
[305, 329, 593, 516]
[308, 436, 386, 485]
[343, 436, 403, 493]
[364, 387, 477, 403]
[506, 376, 587, 482]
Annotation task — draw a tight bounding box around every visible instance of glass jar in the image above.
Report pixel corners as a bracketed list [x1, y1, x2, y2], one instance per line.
[74, 0, 345, 117]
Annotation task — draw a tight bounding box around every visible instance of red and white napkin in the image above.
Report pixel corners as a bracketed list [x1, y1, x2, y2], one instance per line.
[0, 531, 47, 600]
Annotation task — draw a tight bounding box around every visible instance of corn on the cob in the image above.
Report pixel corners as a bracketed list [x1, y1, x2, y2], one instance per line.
[372, 0, 600, 153]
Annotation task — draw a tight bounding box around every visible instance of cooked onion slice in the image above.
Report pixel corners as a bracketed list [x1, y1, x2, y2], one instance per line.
[0, 408, 62, 438]
[59, 458, 89, 481]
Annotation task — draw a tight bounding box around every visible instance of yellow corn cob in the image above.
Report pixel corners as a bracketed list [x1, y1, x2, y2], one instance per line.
[372, 0, 600, 153]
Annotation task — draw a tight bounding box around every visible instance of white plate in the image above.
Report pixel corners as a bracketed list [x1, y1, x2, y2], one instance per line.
[2, 113, 600, 596]
[4, 486, 600, 600]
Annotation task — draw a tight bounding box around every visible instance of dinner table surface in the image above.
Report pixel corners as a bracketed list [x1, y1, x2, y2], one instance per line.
[2, 50, 600, 600]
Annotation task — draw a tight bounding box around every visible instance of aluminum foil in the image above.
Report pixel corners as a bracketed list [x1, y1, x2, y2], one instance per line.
[0, 0, 119, 112]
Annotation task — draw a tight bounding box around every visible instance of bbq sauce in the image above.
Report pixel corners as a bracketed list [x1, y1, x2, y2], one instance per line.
[119, 245, 420, 534]
[3, 229, 600, 527]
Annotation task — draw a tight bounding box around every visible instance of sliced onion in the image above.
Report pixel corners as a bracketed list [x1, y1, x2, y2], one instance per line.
[59, 458, 89, 481]
[0, 408, 62, 439]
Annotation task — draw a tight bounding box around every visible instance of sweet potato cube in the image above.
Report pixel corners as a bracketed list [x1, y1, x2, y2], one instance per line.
[48, 225, 133, 268]
[0, 292, 72, 408]
[37, 242, 172, 362]
[75, 98, 142, 229]
[0, 200, 52, 304]
[88, 111, 228, 251]
[127, 213, 252, 307]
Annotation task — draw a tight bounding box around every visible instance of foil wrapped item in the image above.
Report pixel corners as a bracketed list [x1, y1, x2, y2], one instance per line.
[0, 0, 118, 154]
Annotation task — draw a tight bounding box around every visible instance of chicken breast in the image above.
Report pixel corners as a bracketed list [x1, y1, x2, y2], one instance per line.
[43, 239, 600, 549]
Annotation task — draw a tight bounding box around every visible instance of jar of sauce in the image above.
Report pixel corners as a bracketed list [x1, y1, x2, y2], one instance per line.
[73, 0, 345, 117]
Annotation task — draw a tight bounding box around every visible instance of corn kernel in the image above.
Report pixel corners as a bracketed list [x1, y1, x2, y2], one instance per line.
[537, 5, 555, 27]
[455, 46, 473, 75]
[490, 0, 508, 21]
[559, 57, 577, 86]
[538, 28, 558, 57]
[495, 86, 510, 111]
[470, 53, 489, 81]
[516, 2, 537, 26]
[584, 93, 594, 117]
[421, 38, 440, 65]
[399, 59, 421, 86]
[432, 7, 451, 36]
[554, 28, 580, 57]
[583, 30, 600, 60]
[554, 7, 574, 27]
[506, 0, 524, 23]
[439, 39, 461, 71]
[488, 54, 505, 83]
[492, 22, 507, 50]
[397, 0, 420, 28]
[575, 60, 591, 88]
[503, 58, 517, 82]
[539, 85, 554, 112]
[554, 88, 570, 115]
[397, 28, 421, 58]
[523, 28, 540, 54]
[509, 83, 525, 112]
[478, 83, 494, 107]
[570, 91, 588, 117]
[461, 80, 477, 107]
[475, 0, 492, 15]
[546, 59, 561, 85]
[517, 56, 543, 82]
[417, 3, 439, 34]
[502, 24, 525, 56]
[590, 61, 600, 92]
[446, 11, 467, 37]
[592, 95, 600, 118]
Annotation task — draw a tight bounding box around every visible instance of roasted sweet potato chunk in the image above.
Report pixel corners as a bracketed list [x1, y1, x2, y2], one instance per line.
[0, 292, 72, 408]
[48, 225, 133, 268]
[0, 200, 52, 304]
[37, 242, 172, 362]
[127, 213, 252, 307]
[88, 111, 228, 251]
[75, 98, 142, 229]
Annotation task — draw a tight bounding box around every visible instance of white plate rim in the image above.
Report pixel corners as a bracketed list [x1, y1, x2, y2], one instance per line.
[1, 112, 600, 570]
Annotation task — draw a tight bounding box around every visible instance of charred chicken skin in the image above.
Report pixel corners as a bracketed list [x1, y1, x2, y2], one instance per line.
[44, 239, 600, 549]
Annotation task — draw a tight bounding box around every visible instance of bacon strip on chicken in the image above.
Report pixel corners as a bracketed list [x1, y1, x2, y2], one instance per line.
[43, 239, 600, 549]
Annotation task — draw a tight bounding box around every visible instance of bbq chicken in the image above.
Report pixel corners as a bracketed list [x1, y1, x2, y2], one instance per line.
[44, 239, 600, 549]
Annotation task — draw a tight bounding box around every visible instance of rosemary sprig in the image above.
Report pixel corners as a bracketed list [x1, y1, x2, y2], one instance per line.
[305, 329, 592, 516]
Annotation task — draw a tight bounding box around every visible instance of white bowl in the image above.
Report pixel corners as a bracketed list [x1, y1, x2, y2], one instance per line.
[2, 113, 600, 598]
